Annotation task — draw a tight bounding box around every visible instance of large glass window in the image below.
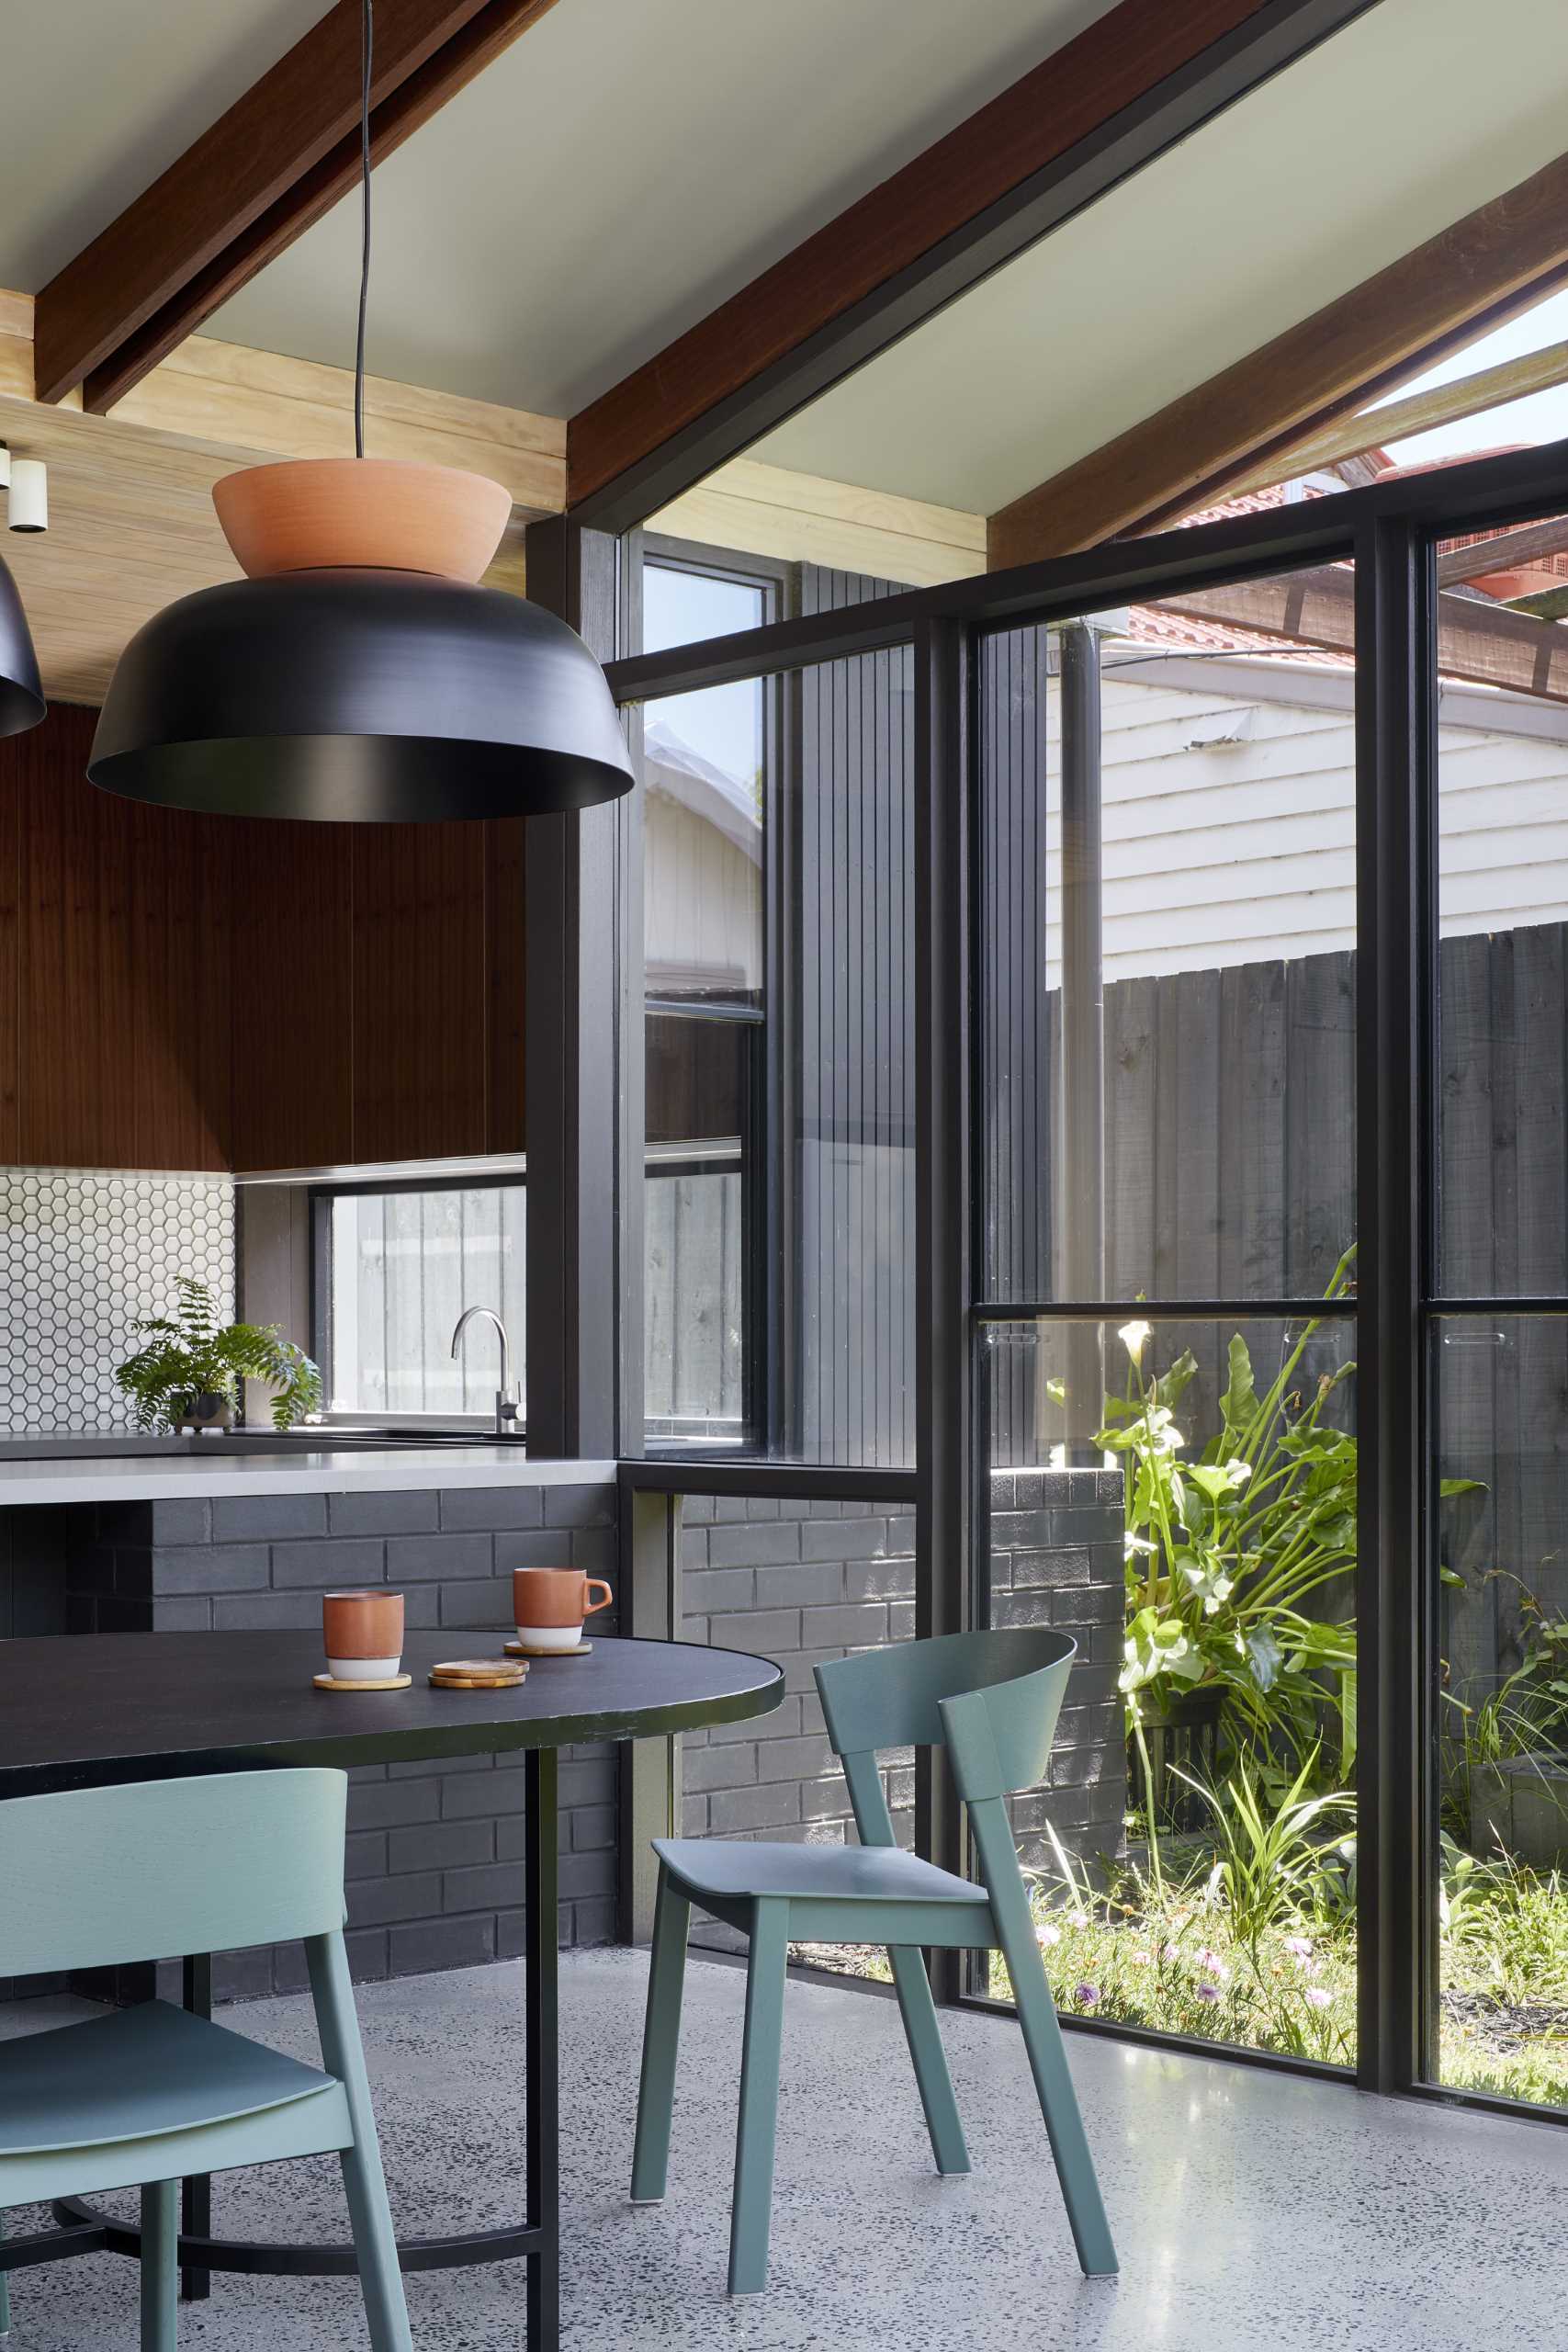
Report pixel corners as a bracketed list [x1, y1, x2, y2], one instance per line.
[321, 1182, 525, 1421]
[976, 571, 1359, 2064]
[640, 551, 917, 1466]
[1432, 508, 1568, 2111]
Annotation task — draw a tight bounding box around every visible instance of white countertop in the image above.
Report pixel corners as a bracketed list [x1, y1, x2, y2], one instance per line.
[0, 1450, 616, 1507]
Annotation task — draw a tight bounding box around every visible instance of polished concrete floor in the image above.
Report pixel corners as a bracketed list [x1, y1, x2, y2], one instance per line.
[3, 1946, 1565, 2351]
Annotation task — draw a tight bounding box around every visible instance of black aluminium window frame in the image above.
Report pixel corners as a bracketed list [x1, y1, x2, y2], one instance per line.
[611, 435, 1568, 2116]
[640, 536, 795, 1458]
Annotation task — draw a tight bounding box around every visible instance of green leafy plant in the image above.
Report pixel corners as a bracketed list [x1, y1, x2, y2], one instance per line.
[115, 1279, 321, 1432]
[1099, 1250, 1361, 1815]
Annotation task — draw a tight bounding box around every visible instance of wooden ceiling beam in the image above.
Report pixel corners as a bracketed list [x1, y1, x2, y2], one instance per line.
[988, 150, 1568, 568]
[1221, 335, 1568, 503]
[1149, 567, 1568, 704]
[33, 0, 562, 415]
[565, 0, 1382, 531]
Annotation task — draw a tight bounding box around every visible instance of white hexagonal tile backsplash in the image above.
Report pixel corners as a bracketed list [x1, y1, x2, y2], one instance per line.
[0, 1170, 236, 1433]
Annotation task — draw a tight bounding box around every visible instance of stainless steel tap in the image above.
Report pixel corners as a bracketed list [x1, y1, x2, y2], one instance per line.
[450, 1306, 521, 1437]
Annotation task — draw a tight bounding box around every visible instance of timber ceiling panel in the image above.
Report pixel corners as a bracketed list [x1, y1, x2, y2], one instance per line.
[204, 0, 1116, 413]
[753, 0, 1568, 516]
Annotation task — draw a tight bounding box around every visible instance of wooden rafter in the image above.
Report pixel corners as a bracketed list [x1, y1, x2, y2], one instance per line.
[1438, 515, 1568, 588]
[988, 150, 1568, 569]
[1224, 337, 1568, 504]
[1148, 568, 1568, 705]
[566, 0, 1382, 528]
[33, 0, 562, 415]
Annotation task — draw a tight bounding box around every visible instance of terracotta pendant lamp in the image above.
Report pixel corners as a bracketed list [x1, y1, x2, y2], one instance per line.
[0, 553, 44, 738]
[88, 2, 631, 823]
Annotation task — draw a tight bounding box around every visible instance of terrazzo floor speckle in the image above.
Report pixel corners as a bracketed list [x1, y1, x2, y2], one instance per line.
[3, 1947, 1565, 2350]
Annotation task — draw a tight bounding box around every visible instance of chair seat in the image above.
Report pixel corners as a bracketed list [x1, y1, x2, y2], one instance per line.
[0, 1999, 339, 2156]
[654, 1835, 991, 1913]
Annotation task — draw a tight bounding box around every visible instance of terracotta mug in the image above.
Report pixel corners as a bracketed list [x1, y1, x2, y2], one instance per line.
[513, 1566, 613, 1652]
[322, 1589, 404, 1681]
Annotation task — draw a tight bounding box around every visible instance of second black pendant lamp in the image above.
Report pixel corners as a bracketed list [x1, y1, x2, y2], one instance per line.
[88, 0, 632, 823]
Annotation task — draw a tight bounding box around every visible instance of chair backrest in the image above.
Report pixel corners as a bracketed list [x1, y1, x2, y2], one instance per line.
[815, 1626, 1075, 1789]
[0, 1769, 347, 1978]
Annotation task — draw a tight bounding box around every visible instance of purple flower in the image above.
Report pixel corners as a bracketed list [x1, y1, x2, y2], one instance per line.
[1196, 1981, 1222, 2002]
[1077, 1983, 1100, 2008]
[1304, 1986, 1333, 2010]
[1284, 1935, 1314, 1959]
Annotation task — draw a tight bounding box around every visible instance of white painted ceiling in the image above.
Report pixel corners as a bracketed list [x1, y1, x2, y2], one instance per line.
[0, 1, 326, 292]
[207, 0, 1116, 415]
[755, 0, 1568, 514]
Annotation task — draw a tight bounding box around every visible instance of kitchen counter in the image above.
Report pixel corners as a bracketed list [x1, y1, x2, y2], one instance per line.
[0, 1443, 615, 1507]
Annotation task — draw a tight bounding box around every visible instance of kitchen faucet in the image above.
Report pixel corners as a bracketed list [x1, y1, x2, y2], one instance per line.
[450, 1306, 521, 1438]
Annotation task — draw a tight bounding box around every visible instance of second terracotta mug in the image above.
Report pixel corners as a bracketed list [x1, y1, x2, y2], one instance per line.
[322, 1589, 404, 1681]
[512, 1566, 613, 1652]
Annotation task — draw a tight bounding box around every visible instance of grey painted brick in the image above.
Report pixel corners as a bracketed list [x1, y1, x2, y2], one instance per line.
[271, 1537, 387, 1589]
[708, 1781, 801, 1834]
[328, 1488, 441, 1535]
[147, 1499, 213, 1544]
[558, 1850, 616, 1900]
[389, 1916, 496, 1977]
[797, 1517, 889, 1562]
[439, 1579, 513, 1627]
[570, 1895, 617, 1948]
[710, 1495, 779, 1521]
[443, 1861, 524, 1915]
[801, 1777, 855, 1822]
[755, 1733, 837, 1782]
[1010, 1547, 1092, 1589]
[682, 1566, 756, 1615]
[682, 1742, 760, 1794]
[444, 1763, 529, 1818]
[569, 1526, 615, 1576]
[152, 1594, 210, 1632]
[211, 1493, 328, 1541]
[494, 1529, 592, 1570]
[388, 1818, 494, 1875]
[753, 1558, 850, 1609]
[385, 1531, 495, 1582]
[211, 1589, 320, 1632]
[570, 1804, 617, 1850]
[705, 1520, 802, 1568]
[347, 1871, 443, 1928]
[152, 1542, 271, 1594]
[799, 1600, 888, 1649]
[349, 1776, 442, 1831]
[844, 1557, 918, 1602]
[706, 1606, 799, 1654]
[558, 1755, 617, 1804]
[439, 1486, 546, 1532]
[887, 1600, 916, 1642]
[345, 1831, 389, 1881]
[543, 1485, 615, 1530]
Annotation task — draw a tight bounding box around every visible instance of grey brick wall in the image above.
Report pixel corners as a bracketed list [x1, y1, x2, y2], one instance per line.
[677, 1473, 1124, 1952]
[38, 1480, 618, 2000]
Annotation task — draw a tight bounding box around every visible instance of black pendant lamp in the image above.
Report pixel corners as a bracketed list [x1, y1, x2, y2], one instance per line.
[88, 0, 632, 823]
[0, 553, 45, 738]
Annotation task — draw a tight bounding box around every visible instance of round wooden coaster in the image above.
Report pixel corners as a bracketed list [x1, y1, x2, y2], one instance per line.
[505, 1637, 592, 1658]
[313, 1672, 412, 1693]
[429, 1658, 528, 1690]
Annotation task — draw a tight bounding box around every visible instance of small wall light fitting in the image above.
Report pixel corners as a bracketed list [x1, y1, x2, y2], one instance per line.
[0, 447, 48, 534]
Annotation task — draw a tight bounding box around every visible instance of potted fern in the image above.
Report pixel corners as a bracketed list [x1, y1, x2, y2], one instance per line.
[115, 1278, 322, 1433]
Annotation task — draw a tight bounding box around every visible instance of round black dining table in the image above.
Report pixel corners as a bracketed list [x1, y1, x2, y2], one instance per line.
[0, 1627, 784, 2352]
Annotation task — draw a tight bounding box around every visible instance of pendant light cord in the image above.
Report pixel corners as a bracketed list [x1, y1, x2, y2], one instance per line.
[355, 0, 374, 459]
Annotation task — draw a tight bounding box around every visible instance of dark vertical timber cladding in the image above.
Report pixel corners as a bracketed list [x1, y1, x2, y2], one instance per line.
[795, 567, 915, 1466]
[523, 515, 623, 1461]
[1355, 518, 1426, 2096]
[1433, 932, 1497, 1698]
[915, 615, 971, 1995]
[978, 625, 1052, 1459]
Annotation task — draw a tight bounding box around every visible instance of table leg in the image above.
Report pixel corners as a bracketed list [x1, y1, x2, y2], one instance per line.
[181, 1953, 212, 2301]
[525, 1747, 559, 2352]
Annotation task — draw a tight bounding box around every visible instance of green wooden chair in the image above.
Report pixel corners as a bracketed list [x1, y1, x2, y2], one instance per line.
[630, 1625, 1118, 2295]
[0, 1769, 412, 2349]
